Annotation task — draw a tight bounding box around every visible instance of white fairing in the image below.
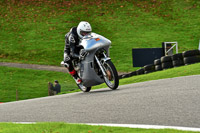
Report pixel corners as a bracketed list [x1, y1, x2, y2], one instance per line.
[77, 33, 111, 87]
[80, 33, 111, 52]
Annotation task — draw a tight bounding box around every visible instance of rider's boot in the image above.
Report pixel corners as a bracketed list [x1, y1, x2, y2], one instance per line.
[69, 70, 82, 84]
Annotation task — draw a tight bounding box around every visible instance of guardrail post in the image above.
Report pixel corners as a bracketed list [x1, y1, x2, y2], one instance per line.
[16, 89, 19, 101]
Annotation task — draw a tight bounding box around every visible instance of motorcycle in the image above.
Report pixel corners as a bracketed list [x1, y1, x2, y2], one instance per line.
[62, 33, 119, 92]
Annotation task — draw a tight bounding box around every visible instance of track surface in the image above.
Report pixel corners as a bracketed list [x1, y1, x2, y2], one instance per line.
[0, 75, 200, 128]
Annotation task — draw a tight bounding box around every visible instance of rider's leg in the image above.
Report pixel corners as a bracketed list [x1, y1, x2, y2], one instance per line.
[68, 66, 82, 84]
[64, 52, 82, 84]
[66, 60, 82, 84]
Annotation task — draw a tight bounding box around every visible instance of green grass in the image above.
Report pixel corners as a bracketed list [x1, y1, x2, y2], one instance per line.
[0, 123, 199, 133]
[0, 0, 200, 72]
[0, 66, 78, 102]
[1, 63, 199, 103]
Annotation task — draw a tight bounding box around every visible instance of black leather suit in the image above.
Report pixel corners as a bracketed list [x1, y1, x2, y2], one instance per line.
[64, 27, 80, 72]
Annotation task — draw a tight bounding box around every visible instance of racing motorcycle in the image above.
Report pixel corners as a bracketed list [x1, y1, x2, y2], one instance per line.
[62, 33, 119, 92]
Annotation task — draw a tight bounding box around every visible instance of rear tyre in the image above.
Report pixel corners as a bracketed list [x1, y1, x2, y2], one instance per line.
[77, 84, 91, 92]
[103, 60, 119, 90]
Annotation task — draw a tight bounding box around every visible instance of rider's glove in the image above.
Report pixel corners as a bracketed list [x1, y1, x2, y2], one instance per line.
[79, 49, 88, 60]
[64, 56, 70, 62]
[64, 53, 70, 62]
[64, 53, 70, 68]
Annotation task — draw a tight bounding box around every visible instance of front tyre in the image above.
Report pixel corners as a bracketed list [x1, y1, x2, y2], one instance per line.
[103, 60, 119, 90]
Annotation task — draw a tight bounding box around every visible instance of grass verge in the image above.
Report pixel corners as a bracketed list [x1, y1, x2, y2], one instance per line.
[0, 63, 199, 102]
[0, 66, 77, 102]
[0, 123, 199, 133]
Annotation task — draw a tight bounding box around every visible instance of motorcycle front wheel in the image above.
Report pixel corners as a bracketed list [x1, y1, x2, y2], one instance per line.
[77, 84, 91, 92]
[103, 60, 119, 90]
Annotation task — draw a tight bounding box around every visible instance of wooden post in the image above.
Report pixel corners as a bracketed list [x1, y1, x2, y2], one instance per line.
[48, 82, 54, 96]
[16, 89, 18, 101]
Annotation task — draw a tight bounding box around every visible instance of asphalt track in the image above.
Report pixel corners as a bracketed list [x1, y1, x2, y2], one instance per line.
[0, 75, 200, 128]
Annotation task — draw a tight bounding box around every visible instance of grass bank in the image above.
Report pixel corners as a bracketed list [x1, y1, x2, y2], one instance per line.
[0, 123, 199, 133]
[0, 0, 200, 72]
[0, 66, 77, 102]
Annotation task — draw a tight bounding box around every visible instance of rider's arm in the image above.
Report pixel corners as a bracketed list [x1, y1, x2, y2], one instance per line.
[63, 34, 70, 62]
[64, 33, 70, 53]
[69, 34, 79, 59]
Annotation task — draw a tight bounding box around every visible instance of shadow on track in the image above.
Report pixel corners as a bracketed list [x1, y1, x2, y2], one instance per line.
[77, 89, 120, 95]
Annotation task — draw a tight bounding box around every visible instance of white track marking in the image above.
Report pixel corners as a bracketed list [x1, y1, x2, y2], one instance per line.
[86, 123, 200, 132]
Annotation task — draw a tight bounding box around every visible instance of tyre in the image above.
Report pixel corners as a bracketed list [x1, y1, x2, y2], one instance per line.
[129, 71, 137, 76]
[144, 64, 155, 71]
[172, 53, 183, 61]
[161, 55, 172, 63]
[184, 55, 200, 65]
[136, 68, 144, 75]
[173, 60, 184, 67]
[77, 84, 91, 92]
[118, 75, 123, 79]
[182, 50, 200, 57]
[103, 60, 119, 90]
[145, 70, 155, 74]
[154, 59, 161, 65]
[155, 65, 162, 71]
[121, 74, 130, 78]
[162, 62, 173, 69]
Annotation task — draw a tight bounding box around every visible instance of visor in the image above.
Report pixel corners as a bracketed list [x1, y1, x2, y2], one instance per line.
[80, 30, 91, 36]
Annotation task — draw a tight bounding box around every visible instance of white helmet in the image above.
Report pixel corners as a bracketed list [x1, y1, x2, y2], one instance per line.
[77, 21, 92, 39]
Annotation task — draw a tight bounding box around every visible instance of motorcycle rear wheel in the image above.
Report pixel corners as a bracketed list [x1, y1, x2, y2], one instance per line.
[77, 84, 91, 92]
[103, 60, 119, 90]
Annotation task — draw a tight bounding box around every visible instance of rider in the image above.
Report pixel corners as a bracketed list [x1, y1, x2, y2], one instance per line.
[64, 21, 92, 84]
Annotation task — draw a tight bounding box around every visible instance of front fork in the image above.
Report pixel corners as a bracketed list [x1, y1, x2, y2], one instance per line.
[94, 53, 111, 77]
